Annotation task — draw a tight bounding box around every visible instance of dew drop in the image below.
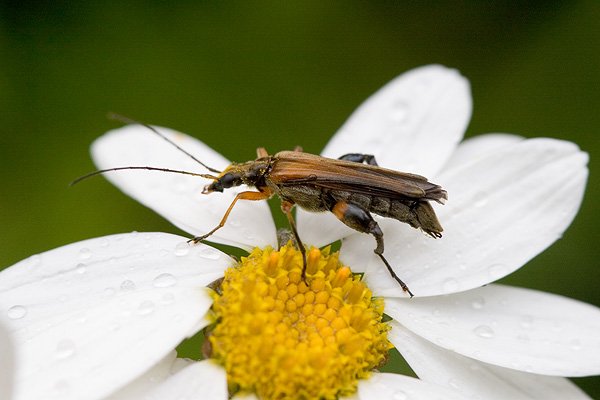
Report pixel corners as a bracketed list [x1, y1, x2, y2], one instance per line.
[200, 247, 221, 260]
[392, 390, 408, 400]
[103, 287, 116, 297]
[174, 242, 190, 257]
[99, 238, 110, 247]
[448, 378, 461, 390]
[473, 325, 495, 339]
[7, 305, 27, 320]
[229, 218, 241, 228]
[75, 263, 86, 274]
[120, 280, 136, 291]
[442, 278, 459, 293]
[473, 191, 488, 208]
[79, 247, 92, 260]
[160, 292, 175, 305]
[55, 339, 76, 360]
[137, 300, 155, 316]
[159, 249, 170, 257]
[570, 339, 582, 351]
[519, 315, 533, 329]
[27, 254, 42, 268]
[488, 263, 508, 279]
[517, 334, 530, 343]
[390, 99, 409, 123]
[58, 295, 68, 303]
[471, 297, 485, 310]
[153, 273, 177, 288]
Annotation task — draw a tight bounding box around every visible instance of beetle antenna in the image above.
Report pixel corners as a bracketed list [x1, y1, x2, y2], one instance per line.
[70, 166, 219, 186]
[107, 112, 222, 174]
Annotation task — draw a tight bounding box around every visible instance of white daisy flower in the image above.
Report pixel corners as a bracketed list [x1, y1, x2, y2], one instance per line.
[1, 65, 598, 399]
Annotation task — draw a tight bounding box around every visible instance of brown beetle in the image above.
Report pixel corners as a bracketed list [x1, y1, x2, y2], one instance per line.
[76, 119, 447, 297]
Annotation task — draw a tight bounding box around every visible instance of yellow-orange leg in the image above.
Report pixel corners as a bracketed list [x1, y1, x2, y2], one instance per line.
[190, 189, 273, 244]
[280, 200, 307, 279]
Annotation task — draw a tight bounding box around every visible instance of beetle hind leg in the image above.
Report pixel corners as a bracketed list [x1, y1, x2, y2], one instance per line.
[331, 201, 414, 297]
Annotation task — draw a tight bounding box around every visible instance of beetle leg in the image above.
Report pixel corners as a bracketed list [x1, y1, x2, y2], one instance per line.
[280, 200, 308, 279]
[189, 189, 272, 244]
[256, 147, 269, 158]
[331, 201, 414, 297]
[338, 153, 378, 166]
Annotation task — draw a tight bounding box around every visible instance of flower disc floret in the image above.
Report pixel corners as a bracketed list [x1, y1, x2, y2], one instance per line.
[208, 243, 391, 399]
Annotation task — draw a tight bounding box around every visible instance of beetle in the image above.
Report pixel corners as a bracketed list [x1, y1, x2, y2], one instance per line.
[197, 147, 447, 297]
[76, 118, 447, 297]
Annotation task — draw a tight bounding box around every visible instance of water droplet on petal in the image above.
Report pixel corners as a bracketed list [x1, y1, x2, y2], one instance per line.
[103, 287, 116, 297]
[76, 263, 86, 274]
[79, 248, 92, 260]
[99, 238, 110, 247]
[488, 263, 508, 279]
[55, 339, 76, 360]
[27, 254, 42, 268]
[473, 325, 495, 339]
[137, 300, 155, 316]
[448, 378, 461, 390]
[471, 297, 485, 310]
[153, 273, 177, 288]
[120, 280, 136, 291]
[473, 191, 488, 208]
[160, 293, 175, 305]
[570, 339, 582, 351]
[174, 242, 190, 257]
[392, 390, 407, 400]
[442, 278, 459, 293]
[7, 305, 27, 320]
[519, 315, 533, 329]
[200, 247, 221, 260]
[390, 99, 410, 123]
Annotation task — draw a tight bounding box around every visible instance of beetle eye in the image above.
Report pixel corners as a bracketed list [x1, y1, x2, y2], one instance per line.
[219, 173, 237, 189]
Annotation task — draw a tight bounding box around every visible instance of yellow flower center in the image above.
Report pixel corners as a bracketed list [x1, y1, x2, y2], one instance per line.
[207, 242, 391, 399]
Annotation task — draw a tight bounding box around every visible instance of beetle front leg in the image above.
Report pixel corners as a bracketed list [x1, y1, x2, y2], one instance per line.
[190, 189, 272, 244]
[338, 153, 378, 166]
[331, 201, 414, 297]
[280, 200, 308, 279]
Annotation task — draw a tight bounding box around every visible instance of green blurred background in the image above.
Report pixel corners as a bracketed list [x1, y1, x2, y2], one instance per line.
[1, 0, 599, 396]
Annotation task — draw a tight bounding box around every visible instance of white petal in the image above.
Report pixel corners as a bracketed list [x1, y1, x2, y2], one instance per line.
[322, 65, 471, 176]
[389, 321, 590, 400]
[297, 65, 471, 247]
[297, 211, 355, 248]
[385, 284, 600, 377]
[0, 232, 229, 400]
[91, 125, 277, 249]
[357, 372, 469, 400]
[349, 138, 588, 297]
[443, 133, 524, 170]
[0, 322, 14, 400]
[107, 352, 192, 399]
[129, 359, 227, 400]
